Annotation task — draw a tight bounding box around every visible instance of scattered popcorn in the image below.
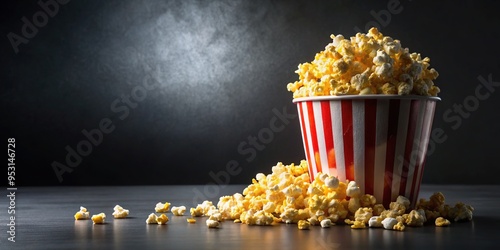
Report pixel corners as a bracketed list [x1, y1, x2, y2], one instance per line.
[155, 202, 171, 213]
[435, 217, 451, 227]
[381, 217, 398, 230]
[156, 214, 169, 225]
[206, 219, 220, 228]
[91, 213, 106, 224]
[368, 216, 383, 228]
[393, 221, 406, 231]
[146, 213, 158, 224]
[190, 201, 217, 217]
[74, 206, 90, 220]
[213, 161, 473, 232]
[287, 27, 440, 98]
[320, 219, 333, 228]
[403, 209, 426, 227]
[298, 220, 310, 230]
[186, 218, 196, 224]
[112, 205, 129, 219]
[171, 206, 187, 216]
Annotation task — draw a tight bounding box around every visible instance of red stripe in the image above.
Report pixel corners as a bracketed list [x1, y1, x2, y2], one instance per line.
[399, 100, 420, 196]
[364, 100, 377, 196]
[341, 100, 354, 181]
[306, 101, 322, 175]
[320, 101, 335, 171]
[383, 99, 400, 206]
[298, 103, 314, 182]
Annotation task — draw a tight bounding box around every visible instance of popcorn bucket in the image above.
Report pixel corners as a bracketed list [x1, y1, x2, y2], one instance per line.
[294, 95, 440, 207]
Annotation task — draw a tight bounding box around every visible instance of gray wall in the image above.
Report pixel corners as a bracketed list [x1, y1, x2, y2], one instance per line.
[2, 0, 499, 185]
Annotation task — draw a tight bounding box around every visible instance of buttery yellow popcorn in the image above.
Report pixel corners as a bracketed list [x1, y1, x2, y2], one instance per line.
[403, 209, 427, 227]
[156, 214, 169, 225]
[171, 206, 187, 216]
[186, 218, 196, 224]
[112, 205, 129, 219]
[435, 217, 451, 227]
[155, 202, 171, 213]
[393, 221, 406, 231]
[74, 206, 90, 220]
[214, 161, 473, 232]
[287, 27, 440, 98]
[91, 213, 106, 224]
[297, 220, 310, 230]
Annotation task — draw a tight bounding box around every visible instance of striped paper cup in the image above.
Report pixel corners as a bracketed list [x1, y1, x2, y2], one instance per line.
[294, 95, 440, 207]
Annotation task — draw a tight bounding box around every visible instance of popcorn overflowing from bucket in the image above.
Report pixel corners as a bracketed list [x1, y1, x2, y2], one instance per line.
[287, 27, 440, 98]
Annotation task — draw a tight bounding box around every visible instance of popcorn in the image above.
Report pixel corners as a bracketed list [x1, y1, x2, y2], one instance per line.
[403, 209, 426, 227]
[297, 220, 310, 230]
[186, 218, 196, 224]
[368, 216, 383, 228]
[287, 27, 440, 98]
[146, 213, 158, 224]
[155, 202, 171, 213]
[206, 219, 220, 228]
[112, 205, 129, 219]
[91, 213, 106, 224]
[156, 214, 169, 225]
[74, 206, 90, 220]
[171, 206, 187, 216]
[381, 217, 398, 230]
[435, 217, 451, 227]
[190, 201, 217, 217]
[320, 219, 333, 228]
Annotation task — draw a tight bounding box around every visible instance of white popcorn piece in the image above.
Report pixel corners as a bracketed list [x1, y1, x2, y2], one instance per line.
[146, 213, 158, 224]
[112, 205, 129, 219]
[320, 219, 333, 228]
[74, 206, 90, 220]
[368, 216, 383, 228]
[324, 176, 339, 189]
[206, 219, 221, 228]
[346, 181, 361, 198]
[155, 202, 171, 213]
[381, 217, 398, 230]
[171, 206, 187, 216]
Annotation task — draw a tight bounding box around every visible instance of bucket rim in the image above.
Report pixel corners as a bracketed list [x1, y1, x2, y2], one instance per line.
[292, 95, 441, 103]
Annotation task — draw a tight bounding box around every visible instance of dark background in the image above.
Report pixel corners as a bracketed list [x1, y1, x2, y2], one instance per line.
[2, 0, 499, 186]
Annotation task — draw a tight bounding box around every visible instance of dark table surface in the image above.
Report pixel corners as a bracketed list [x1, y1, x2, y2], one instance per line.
[1, 184, 499, 249]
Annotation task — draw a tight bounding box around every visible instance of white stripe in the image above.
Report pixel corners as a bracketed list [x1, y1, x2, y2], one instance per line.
[313, 102, 328, 175]
[331, 101, 345, 181]
[302, 102, 318, 179]
[352, 100, 365, 195]
[412, 101, 434, 202]
[373, 99, 389, 204]
[391, 100, 411, 201]
[405, 101, 426, 196]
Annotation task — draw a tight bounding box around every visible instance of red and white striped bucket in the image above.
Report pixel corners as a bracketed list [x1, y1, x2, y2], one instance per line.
[294, 95, 440, 207]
